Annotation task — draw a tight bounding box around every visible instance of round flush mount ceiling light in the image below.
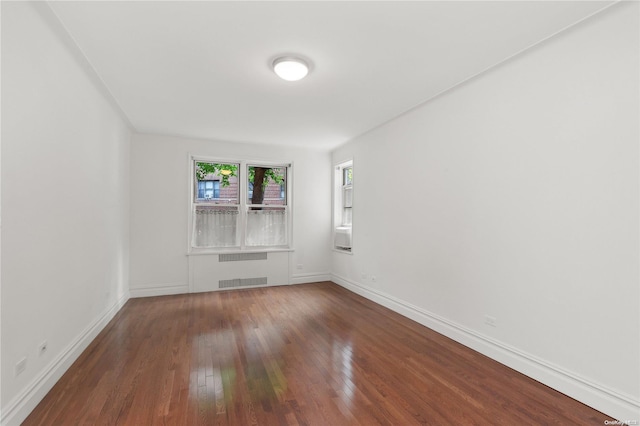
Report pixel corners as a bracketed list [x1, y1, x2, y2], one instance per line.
[273, 57, 309, 81]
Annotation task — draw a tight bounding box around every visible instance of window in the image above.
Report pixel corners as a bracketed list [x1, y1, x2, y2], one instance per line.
[334, 160, 353, 252]
[197, 180, 220, 200]
[342, 166, 353, 226]
[246, 165, 288, 247]
[192, 161, 240, 248]
[191, 159, 290, 251]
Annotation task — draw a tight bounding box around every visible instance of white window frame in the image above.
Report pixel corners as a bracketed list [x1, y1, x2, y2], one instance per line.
[333, 159, 353, 253]
[188, 155, 293, 255]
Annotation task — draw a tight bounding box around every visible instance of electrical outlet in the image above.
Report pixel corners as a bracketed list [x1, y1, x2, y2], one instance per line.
[15, 357, 27, 376]
[371, 275, 377, 283]
[38, 340, 48, 356]
[296, 264, 303, 270]
[484, 315, 497, 327]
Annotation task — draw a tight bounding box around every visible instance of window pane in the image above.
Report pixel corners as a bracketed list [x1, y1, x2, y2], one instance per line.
[343, 187, 353, 208]
[248, 166, 286, 205]
[342, 207, 352, 226]
[245, 208, 287, 247]
[192, 205, 239, 247]
[195, 162, 239, 203]
[343, 167, 353, 186]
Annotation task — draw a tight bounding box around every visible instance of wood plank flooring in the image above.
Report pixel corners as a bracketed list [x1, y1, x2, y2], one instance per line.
[24, 282, 610, 425]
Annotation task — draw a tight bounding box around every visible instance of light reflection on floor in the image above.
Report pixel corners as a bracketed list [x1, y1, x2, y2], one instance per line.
[189, 297, 360, 416]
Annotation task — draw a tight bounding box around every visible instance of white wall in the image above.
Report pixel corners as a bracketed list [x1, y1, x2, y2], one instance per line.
[332, 2, 639, 421]
[1, 3, 132, 424]
[129, 133, 331, 296]
[1, 0, 636, 424]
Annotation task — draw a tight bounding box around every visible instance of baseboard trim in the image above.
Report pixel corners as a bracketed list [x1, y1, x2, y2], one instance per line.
[129, 284, 189, 298]
[331, 274, 640, 422]
[130, 276, 330, 297]
[290, 272, 331, 285]
[1, 292, 130, 426]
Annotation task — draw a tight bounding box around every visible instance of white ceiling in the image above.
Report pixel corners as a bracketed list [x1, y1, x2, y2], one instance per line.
[48, 1, 613, 150]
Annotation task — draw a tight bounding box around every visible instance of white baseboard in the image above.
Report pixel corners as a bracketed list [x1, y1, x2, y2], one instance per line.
[331, 274, 640, 422]
[129, 284, 189, 298]
[130, 276, 329, 297]
[1, 292, 130, 426]
[290, 272, 331, 285]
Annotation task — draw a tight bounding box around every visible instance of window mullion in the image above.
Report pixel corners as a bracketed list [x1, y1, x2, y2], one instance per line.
[239, 161, 248, 250]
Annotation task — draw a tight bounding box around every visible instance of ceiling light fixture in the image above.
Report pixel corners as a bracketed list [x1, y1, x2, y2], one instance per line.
[273, 57, 309, 81]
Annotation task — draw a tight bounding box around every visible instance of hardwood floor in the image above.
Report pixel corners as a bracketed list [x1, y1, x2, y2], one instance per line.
[24, 282, 609, 425]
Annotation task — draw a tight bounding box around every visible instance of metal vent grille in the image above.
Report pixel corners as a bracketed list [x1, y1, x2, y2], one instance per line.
[219, 277, 268, 289]
[219, 252, 268, 262]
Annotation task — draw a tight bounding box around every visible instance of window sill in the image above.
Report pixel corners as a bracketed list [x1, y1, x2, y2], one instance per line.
[332, 248, 353, 255]
[188, 247, 293, 256]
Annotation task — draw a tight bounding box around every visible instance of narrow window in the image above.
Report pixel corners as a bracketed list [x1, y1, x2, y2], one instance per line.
[342, 166, 353, 226]
[334, 160, 353, 251]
